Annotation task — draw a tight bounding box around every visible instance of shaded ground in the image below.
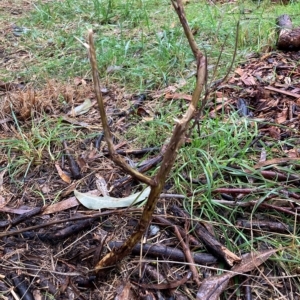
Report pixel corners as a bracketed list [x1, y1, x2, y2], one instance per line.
[1, 1, 300, 300]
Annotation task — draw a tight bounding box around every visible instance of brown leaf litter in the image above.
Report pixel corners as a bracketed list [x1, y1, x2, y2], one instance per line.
[213, 51, 300, 145]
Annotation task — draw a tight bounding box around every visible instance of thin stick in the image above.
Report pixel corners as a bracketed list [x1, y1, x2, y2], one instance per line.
[87, 30, 155, 187]
[173, 225, 201, 286]
[0, 209, 141, 238]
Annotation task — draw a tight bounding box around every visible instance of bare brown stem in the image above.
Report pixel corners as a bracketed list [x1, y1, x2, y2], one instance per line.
[87, 30, 155, 187]
[170, 0, 202, 59]
[173, 225, 201, 286]
[90, 0, 207, 271]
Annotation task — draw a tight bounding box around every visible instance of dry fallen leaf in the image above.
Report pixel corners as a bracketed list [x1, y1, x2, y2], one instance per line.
[284, 148, 299, 158]
[95, 174, 109, 196]
[42, 197, 80, 215]
[268, 126, 281, 140]
[275, 106, 288, 124]
[74, 77, 87, 86]
[114, 281, 132, 300]
[0, 195, 6, 206]
[0, 207, 32, 214]
[41, 184, 51, 194]
[55, 163, 71, 183]
[259, 148, 267, 162]
[0, 168, 7, 192]
[74, 186, 150, 210]
[165, 92, 192, 101]
[136, 107, 151, 117]
[196, 249, 277, 300]
[69, 98, 94, 116]
[32, 289, 42, 300]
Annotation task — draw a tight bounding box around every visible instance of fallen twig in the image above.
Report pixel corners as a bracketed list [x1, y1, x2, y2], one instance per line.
[212, 199, 300, 220]
[107, 241, 217, 265]
[265, 86, 300, 98]
[62, 139, 82, 179]
[213, 188, 257, 195]
[170, 205, 241, 267]
[132, 271, 192, 290]
[153, 215, 200, 246]
[102, 147, 160, 156]
[111, 155, 163, 189]
[173, 224, 201, 286]
[0, 208, 142, 238]
[236, 219, 292, 234]
[9, 273, 34, 300]
[260, 170, 300, 184]
[0, 206, 44, 228]
[38, 217, 99, 244]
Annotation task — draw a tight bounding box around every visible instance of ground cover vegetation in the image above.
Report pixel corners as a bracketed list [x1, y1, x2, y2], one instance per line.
[1, 0, 300, 299]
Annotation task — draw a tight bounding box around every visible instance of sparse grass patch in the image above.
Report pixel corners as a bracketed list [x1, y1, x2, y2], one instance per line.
[125, 117, 172, 147]
[1, 116, 79, 180]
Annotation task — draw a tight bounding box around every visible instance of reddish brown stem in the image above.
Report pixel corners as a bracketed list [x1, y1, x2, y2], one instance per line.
[93, 0, 207, 271]
[173, 225, 201, 286]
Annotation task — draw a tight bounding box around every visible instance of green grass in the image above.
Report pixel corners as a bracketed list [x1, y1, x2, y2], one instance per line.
[1, 115, 79, 179]
[6, 0, 299, 88]
[2, 0, 300, 297]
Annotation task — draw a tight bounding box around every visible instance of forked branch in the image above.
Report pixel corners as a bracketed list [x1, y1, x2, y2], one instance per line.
[87, 32, 155, 187]
[86, 0, 207, 271]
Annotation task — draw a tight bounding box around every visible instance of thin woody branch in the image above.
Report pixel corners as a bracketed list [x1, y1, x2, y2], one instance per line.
[92, 0, 207, 271]
[170, 0, 202, 60]
[87, 30, 155, 187]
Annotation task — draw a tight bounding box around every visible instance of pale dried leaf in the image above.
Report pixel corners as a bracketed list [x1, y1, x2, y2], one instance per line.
[33, 289, 43, 300]
[284, 148, 299, 158]
[95, 174, 109, 196]
[69, 98, 93, 116]
[275, 106, 288, 124]
[0, 168, 7, 191]
[115, 282, 131, 300]
[60, 116, 89, 128]
[106, 65, 122, 73]
[42, 197, 80, 215]
[41, 184, 51, 193]
[55, 163, 71, 183]
[74, 186, 151, 210]
[0, 195, 6, 206]
[259, 148, 266, 162]
[0, 207, 31, 214]
[165, 92, 192, 101]
[196, 249, 276, 300]
[232, 249, 276, 273]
